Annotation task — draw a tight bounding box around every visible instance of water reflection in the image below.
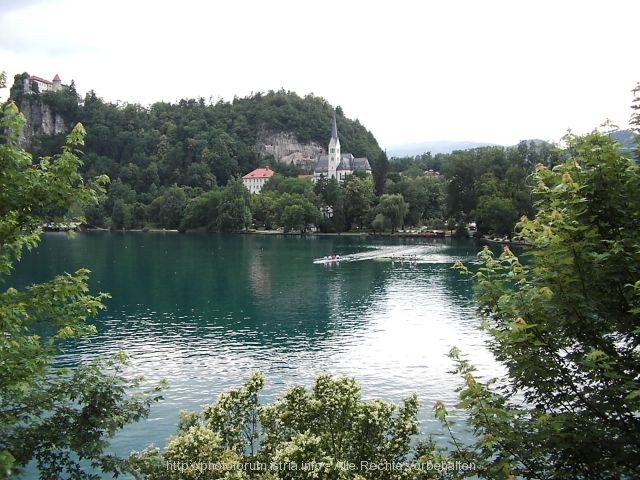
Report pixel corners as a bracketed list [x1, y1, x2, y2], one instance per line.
[12, 233, 500, 454]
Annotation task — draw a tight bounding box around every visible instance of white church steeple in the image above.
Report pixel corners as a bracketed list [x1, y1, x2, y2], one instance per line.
[327, 112, 341, 179]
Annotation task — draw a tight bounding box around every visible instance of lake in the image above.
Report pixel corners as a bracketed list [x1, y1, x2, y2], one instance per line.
[12, 232, 500, 458]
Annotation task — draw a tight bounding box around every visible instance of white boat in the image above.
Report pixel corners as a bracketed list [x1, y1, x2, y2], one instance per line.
[313, 256, 342, 264]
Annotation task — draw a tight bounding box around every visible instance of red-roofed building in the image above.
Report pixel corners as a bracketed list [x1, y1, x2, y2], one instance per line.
[242, 167, 274, 194]
[23, 73, 64, 93]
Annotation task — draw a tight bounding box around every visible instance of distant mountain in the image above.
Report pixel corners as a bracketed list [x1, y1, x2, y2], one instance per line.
[387, 140, 500, 157]
[387, 132, 637, 160]
[609, 130, 636, 154]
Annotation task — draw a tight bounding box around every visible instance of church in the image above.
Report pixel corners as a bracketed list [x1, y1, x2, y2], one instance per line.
[312, 113, 371, 182]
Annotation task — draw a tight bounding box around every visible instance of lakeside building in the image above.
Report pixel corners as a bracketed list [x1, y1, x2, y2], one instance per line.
[243, 112, 372, 191]
[312, 113, 371, 182]
[242, 167, 275, 194]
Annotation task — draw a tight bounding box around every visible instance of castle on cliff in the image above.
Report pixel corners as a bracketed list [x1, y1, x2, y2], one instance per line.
[23, 74, 65, 93]
[313, 113, 371, 182]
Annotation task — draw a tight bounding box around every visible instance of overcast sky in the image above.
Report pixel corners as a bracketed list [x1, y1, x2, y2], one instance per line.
[1, 0, 638, 148]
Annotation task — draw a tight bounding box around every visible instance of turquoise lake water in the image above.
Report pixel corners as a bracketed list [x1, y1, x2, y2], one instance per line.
[12, 232, 501, 459]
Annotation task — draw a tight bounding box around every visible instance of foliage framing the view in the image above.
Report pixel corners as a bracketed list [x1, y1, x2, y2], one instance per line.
[0, 97, 163, 479]
[451, 119, 640, 478]
[128, 372, 460, 480]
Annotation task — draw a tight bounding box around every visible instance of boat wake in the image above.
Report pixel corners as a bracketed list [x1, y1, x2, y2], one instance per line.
[313, 245, 459, 265]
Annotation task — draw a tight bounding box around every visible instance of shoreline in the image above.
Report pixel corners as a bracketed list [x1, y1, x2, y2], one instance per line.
[74, 228, 455, 238]
[47, 224, 456, 238]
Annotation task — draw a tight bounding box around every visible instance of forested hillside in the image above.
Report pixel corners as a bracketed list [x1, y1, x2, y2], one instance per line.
[9, 74, 386, 229]
[10, 73, 633, 237]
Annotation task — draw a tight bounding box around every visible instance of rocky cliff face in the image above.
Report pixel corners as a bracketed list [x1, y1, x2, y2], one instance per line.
[255, 131, 323, 171]
[18, 98, 67, 149]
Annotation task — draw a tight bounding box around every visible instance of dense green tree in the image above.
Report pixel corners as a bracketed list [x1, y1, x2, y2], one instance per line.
[274, 193, 320, 233]
[386, 176, 446, 226]
[443, 168, 469, 222]
[267, 176, 318, 204]
[420, 176, 447, 222]
[111, 199, 134, 229]
[375, 194, 409, 233]
[439, 144, 550, 233]
[371, 212, 390, 233]
[371, 150, 390, 195]
[314, 176, 341, 207]
[260, 173, 285, 194]
[389, 152, 441, 174]
[251, 192, 277, 229]
[314, 177, 345, 232]
[129, 373, 445, 480]
[84, 203, 107, 227]
[386, 172, 402, 184]
[441, 149, 485, 219]
[141, 162, 161, 190]
[280, 204, 307, 233]
[218, 177, 252, 232]
[0, 100, 162, 479]
[208, 132, 240, 185]
[343, 176, 376, 230]
[104, 178, 137, 216]
[147, 185, 189, 229]
[180, 189, 222, 231]
[328, 195, 346, 233]
[7, 73, 30, 103]
[474, 195, 518, 236]
[132, 201, 147, 228]
[119, 162, 141, 186]
[451, 128, 640, 478]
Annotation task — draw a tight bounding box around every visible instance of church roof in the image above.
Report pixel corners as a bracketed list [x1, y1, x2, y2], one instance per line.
[337, 154, 371, 172]
[28, 75, 53, 85]
[337, 153, 352, 171]
[314, 153, 371, 173]
[314, 155, 329, 173]
[352, 157, 372, 171]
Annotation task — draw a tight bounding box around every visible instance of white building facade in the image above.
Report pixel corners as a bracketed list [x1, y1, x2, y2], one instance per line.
[242, 167, 275, 194]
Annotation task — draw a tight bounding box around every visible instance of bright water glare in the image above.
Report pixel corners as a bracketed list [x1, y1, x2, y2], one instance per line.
[12, 233, 502, 458]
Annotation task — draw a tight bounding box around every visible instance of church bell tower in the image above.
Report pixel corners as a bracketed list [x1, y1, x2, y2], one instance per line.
[327, 112, 341, 179]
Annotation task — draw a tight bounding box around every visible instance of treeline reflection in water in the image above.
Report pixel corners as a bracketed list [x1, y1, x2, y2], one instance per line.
[13, 232, 502, 455]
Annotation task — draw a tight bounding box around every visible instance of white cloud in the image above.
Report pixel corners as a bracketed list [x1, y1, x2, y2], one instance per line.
[1, 0, 638, 148]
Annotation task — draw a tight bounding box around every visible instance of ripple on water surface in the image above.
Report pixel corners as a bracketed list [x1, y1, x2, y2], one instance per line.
[18, 235, 501, 454]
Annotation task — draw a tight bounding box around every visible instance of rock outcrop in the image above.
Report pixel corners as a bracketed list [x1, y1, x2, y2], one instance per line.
[17, 98, 67, 149]
[255, 131, 323, 171]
